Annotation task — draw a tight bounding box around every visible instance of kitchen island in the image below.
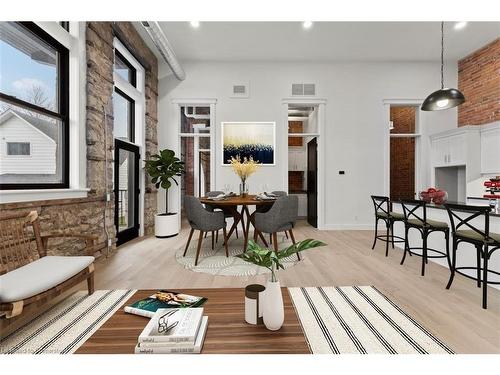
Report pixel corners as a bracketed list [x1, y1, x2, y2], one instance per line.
[391, 199, 500, 289]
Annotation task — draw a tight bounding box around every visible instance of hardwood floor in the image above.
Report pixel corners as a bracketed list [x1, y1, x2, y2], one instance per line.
[89, 220, 499, 354]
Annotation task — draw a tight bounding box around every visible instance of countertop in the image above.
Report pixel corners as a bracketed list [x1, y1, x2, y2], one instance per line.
[393, 199, 500, 217]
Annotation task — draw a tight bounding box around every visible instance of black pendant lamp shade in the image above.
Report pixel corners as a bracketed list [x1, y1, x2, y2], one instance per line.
[421, 22, 465, 111]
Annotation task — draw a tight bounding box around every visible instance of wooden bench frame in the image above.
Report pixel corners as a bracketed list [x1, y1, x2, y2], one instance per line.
[0, 211, 96, 319]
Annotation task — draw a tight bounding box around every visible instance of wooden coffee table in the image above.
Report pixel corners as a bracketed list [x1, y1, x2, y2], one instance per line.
[76, 288, 310, 354]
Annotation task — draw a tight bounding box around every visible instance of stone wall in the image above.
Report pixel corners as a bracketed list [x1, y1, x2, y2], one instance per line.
[0, 22, 158, 256]
[458, 38, 500, 126]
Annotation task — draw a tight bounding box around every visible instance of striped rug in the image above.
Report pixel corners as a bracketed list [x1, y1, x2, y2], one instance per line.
[288, 286, 453, 354]
[0, 290, 135, 354]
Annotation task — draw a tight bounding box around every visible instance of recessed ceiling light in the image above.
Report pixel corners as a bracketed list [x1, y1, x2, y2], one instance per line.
[190, 21, 200, 28]
[454, 21, 468, 30]
[303, 21, 313, 29]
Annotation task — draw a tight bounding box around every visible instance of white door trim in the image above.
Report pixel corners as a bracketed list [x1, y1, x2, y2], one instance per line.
[282, 98, 326, 230]
[383, 99, 424, 198]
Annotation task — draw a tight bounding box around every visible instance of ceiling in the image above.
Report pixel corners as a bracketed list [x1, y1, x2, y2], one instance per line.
[152, 22, 499, 62]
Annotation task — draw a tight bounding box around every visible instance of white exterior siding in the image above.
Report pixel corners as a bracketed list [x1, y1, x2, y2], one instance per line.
[0, 114, 56, 175]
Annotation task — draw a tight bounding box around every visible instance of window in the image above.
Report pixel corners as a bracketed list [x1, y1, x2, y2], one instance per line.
[114, 50, 136, 87]
[0, 22, 69, 189]
[112, 88, 135, 141]
[59, 22, 70, 32]
[7, 142, 30, 156]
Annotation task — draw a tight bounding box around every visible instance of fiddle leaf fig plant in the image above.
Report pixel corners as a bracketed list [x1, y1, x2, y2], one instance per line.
[237, 239, 326, 282]
[144, 149, 184, 214]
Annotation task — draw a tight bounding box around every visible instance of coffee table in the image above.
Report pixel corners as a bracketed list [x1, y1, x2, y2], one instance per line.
[76, 288, 310, 354]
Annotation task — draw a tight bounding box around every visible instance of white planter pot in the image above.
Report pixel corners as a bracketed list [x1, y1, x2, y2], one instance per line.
[154, 213, 180, 238]
[263, 280, 284, 331]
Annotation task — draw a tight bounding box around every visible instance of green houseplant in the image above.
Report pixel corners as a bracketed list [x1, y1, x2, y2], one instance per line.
[237, 238, 326, 330]
[144, 149, 185, 238]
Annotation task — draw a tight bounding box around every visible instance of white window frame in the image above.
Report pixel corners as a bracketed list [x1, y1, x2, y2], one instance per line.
[113, 38, 146, 237]
[0, 22, 89, 204]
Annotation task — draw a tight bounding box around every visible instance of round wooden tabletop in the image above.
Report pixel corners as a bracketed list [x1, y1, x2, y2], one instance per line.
[199, 194, 275, 206]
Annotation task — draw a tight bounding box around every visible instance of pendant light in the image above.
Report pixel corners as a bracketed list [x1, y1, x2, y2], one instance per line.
[421, 22, 465, 111]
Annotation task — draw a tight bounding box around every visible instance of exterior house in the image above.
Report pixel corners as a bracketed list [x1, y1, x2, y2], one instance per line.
[0, 108, 57, 178]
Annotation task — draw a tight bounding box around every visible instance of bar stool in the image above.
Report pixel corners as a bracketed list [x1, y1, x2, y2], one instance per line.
[400, 199, 450, 277]
[444, 203, 500, 309]
[370, 196, 405, 257]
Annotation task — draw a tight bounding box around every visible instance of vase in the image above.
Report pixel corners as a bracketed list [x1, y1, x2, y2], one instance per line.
[263, 280, 284, 331]
[239, 181, 248, 197]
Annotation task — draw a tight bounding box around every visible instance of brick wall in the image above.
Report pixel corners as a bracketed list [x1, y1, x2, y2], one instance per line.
[390, 107, 416, 200]
[458, 38, 500, 126]
[0, 22, 158, 256]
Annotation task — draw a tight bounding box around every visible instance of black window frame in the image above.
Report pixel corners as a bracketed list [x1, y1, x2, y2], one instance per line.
[0, 22, 70, 190]
[113, 87, 135, 143]
[114, 49, 137, 88]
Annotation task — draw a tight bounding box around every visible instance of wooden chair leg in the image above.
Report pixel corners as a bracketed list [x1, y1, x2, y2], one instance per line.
[211, 231, 215, 250]
[272, 233, 279, 253]
[195, 231, 204, 266]
[216, 230, 219, 243]
[289, 229, 300, 261]
[183, 228, 195, 257]
[223, 227, 229, 257]
[285, 231, 289, 239]
[87, 271, 95, 295]
[236, 227, 239, 239]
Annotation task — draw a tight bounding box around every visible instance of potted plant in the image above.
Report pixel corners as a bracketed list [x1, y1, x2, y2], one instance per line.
[145, 149, 185, 238]
[237, 239, 326, 330]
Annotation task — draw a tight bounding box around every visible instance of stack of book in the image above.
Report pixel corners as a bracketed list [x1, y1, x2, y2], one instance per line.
[135, 307, 208, 354]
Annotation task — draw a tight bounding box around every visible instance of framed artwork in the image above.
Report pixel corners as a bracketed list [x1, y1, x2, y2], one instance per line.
[221, 122, 275, 165]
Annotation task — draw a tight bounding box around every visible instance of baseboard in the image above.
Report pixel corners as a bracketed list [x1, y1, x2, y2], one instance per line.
[320, 224, 373, 230]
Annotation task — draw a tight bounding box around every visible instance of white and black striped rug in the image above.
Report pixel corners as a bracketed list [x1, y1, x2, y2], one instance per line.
[0, 290, 135, 354]
[289, 286, 453, 354]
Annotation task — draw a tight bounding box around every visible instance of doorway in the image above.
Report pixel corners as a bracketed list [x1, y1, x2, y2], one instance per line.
[114, 139, 140, 246]
[287, 104, 319, 227]
[389, 105, 420, 200]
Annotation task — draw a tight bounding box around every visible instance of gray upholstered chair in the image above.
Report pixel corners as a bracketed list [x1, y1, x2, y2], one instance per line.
[271, 191, 287, 197]
[253, 195, 300, 260]
[204, 190, 239, 243]
[183, 196, 228, 266]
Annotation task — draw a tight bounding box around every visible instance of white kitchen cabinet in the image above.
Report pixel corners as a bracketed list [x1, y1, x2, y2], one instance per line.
[431, 128, 478, 168]
[480, 123, 500, 174]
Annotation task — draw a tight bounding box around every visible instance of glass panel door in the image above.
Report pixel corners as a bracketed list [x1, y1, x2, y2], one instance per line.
[114, 139, 139, 245]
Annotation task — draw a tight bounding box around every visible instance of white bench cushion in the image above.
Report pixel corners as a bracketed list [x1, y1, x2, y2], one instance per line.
[0, 256, 94, 303]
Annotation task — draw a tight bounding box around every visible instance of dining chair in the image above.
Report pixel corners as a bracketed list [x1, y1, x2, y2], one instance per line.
[370, 195, 405, 256]
[183, 196, 229, 266]
[265, 191, 289, 241]
[444, 203, 500, 309]
[204, 190, 239, 245]
[400, 199, 450, 277]
[253, 195, 301, 260]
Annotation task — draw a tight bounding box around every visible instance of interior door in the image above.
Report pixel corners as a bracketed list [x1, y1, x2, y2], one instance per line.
[114, 139, 140, 246]
[307, 137, 318, 228]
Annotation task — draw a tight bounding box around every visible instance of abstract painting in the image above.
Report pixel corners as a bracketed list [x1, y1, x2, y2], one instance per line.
[222, 122, 275, 165]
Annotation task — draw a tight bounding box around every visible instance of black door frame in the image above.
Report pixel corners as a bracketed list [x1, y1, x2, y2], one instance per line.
[307, 137, 318, 228]
[114, 139, 140, 246]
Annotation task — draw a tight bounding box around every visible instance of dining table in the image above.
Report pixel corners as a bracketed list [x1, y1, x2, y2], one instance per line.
[199, 194, 275, 251]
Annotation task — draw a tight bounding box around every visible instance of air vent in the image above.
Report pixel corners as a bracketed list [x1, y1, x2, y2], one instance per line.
[292, 83, 316, 96]
[230, 82, 250, 98]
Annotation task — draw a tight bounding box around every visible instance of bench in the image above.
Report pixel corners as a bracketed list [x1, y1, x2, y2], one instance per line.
[0, 211, 96, 319]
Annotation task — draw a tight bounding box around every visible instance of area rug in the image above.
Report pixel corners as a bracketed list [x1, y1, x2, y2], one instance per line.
[288, 286, 453, 354]
[0, 289, 135, 354]
[176, 233, 301, 276]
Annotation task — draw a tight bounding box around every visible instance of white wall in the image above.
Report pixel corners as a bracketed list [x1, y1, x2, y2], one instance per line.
[0, 116, 56, 175]
[158, 61, 458, 229]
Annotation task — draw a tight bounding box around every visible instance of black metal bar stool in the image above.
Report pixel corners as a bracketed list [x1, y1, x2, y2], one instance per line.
[400, 199, 450, 276]
[370, 196, 405, 256]
[444, 203, 500, 309]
